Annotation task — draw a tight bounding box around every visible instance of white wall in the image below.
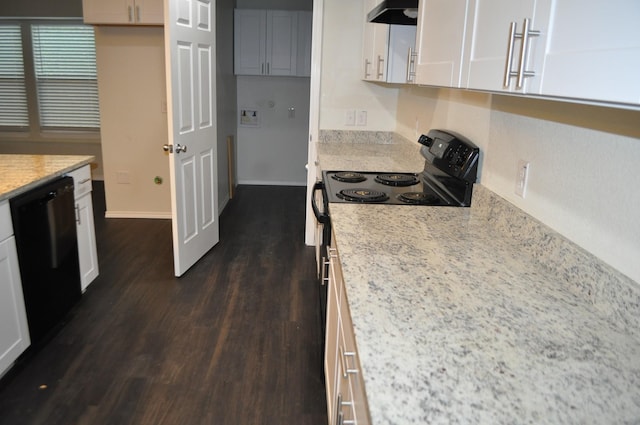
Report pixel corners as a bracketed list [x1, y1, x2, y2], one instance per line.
[319, 0, 398, 131]
[96, 27, 171, 218]
[0, 0, 102, 177]
[236, 76, 310, 185]
[396, 87, 640, 284]
[234, 0, 312, 186]
[216, 0, 237, 209]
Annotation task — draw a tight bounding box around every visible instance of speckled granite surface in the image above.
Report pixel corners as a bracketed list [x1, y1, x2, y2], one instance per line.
[0, 154, 94, 201]
[317, 132, 640, 424]
[317, 131, 424, 172]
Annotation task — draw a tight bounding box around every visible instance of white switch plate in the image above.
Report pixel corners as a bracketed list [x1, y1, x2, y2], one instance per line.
[345, 109, 355, 126]
[356, 110, 367, 126]
[515, 160, 529, 198]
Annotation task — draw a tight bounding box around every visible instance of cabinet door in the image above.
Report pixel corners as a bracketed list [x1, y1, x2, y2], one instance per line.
[76, 194, 99, 292]
[82, 0, 162, 24]
[296, 11, 313, 77]
[135, 0, 164, 25]
[386, 25, 416, 84]
[533, 0, 640, 105]
[0, 236, 31, 375]
[234, 9, 267, 75]
[415, 0, 469, 87]
[266, 11, 298, 76]
[325, 248, 341, 425]
[362, 0, 389, 81]
[82, 0, 134, 24]
[463, 0, 552, 93]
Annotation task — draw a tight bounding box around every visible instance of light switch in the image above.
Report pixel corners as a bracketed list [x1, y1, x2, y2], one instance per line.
[345, 110, 355, 126]
[356, 110, 367, 126]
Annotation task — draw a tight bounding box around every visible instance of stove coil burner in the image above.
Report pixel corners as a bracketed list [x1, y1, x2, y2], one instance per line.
[331, 172, 367, 183]
[337, 188, 389, 203]
[375, 174, 419, 187]
[398, 192, 441, 205]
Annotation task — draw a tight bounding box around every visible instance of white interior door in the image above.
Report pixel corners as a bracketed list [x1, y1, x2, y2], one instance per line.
[164, 0, 219, 277]
[304, 0, 324, 246]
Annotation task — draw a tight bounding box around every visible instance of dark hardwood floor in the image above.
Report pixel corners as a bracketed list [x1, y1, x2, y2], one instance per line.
[0, 183, 327, 425]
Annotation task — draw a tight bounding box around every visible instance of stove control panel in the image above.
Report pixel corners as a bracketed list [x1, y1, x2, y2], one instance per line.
[418, 130, 479, 181]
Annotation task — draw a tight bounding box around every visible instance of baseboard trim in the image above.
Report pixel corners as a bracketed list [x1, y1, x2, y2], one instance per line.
[237, 179, 306, 186]
[104, 211, 172, 219]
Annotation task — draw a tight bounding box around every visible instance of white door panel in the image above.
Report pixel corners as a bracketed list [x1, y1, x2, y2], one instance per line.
[165, 0, 219, 277]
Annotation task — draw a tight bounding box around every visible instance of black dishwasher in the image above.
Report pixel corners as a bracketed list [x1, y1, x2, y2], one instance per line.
[10, 176, 82, 345]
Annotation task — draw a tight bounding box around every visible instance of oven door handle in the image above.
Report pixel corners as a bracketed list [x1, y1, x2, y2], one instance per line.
[311, 181, 330, 224]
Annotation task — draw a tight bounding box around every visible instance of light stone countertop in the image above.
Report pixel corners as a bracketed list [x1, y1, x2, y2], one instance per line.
[318, 131, 640, 424]
[317, 131, 424, 173]
[0, 154, 95, 202]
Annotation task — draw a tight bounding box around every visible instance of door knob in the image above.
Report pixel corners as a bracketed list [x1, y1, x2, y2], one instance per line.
[163, 144, 173, 153]
[175, 144, 187, 153]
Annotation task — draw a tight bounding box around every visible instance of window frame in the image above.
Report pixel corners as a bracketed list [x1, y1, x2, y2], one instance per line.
[0, 18, 101, 144]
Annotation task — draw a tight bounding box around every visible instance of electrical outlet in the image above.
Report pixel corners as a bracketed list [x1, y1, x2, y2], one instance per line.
[345, 110, 355, 126]
[515, 160, 529, 198]
[356, 110, 367, 126]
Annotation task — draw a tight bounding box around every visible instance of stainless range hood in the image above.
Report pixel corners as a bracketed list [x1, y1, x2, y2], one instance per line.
[367, 0, 418, 25]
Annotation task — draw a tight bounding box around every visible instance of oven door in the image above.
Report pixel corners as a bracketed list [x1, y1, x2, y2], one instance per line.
[311, 181, 331, 352]
[311, 181, 330, 276]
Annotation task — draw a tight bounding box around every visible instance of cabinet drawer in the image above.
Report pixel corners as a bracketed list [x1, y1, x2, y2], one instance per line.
[0, 201, 12, 241]
[66, 165, 93, 199]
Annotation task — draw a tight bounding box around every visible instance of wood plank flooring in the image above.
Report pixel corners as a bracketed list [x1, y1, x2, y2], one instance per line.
[0, 183, 327, 425]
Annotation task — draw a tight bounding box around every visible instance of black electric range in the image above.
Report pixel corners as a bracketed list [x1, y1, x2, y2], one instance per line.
[321, 129, 480, 207]
[311, 130, 480, 351]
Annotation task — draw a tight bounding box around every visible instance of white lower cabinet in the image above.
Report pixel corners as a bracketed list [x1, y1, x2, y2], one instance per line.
[325, 244, 370, 425]
[66, 165, 99, 292]
[0, 201, 30, 375]
[76, 193, 99, 291]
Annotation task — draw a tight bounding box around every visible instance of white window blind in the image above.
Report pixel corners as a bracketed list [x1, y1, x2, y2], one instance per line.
[31, 24, 100, 129]
[0, 24, 29, 128]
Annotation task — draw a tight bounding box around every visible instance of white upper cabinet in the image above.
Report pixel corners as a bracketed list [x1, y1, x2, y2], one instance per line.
[362, 0, 416, 84]
[461, 0, 640, 106]
[531, 0, 640, 105]
[462, 0, 552, 93]
[386, 26, 417, 84]
[297, 11, 313, 77]
[234, 9, 311, 77]
[362, 0, 389, 81]
[414, 0, 469, 87]
[82, 0, 164, 25]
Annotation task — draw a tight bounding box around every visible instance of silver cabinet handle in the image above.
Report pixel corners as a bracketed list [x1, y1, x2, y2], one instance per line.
[128, 6, 133, 22]
[79, 178, 91, 184]
[163, 144, 173, 153]
[504, 19, 540, 89]
[376, 55, 384, 79]
[337, 393, 344, 425]
[75, 204, 81, 225]
[516, 18, 540, 89]
[364, 59, 372, 79]
[341, 398, 356, 425]
[136, 5, 141, 22]
[406, 47, 417, 83]
[339, 345, 358, 379]
[503, 21, 517, 87]
[175, 144, 187, 154]
[267, 62, 270, 75]
[321, 258, 330, 286]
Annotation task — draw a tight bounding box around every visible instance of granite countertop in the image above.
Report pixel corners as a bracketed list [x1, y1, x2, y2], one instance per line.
[0, 154, 95, 202]
[318, 131, 640, 424]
